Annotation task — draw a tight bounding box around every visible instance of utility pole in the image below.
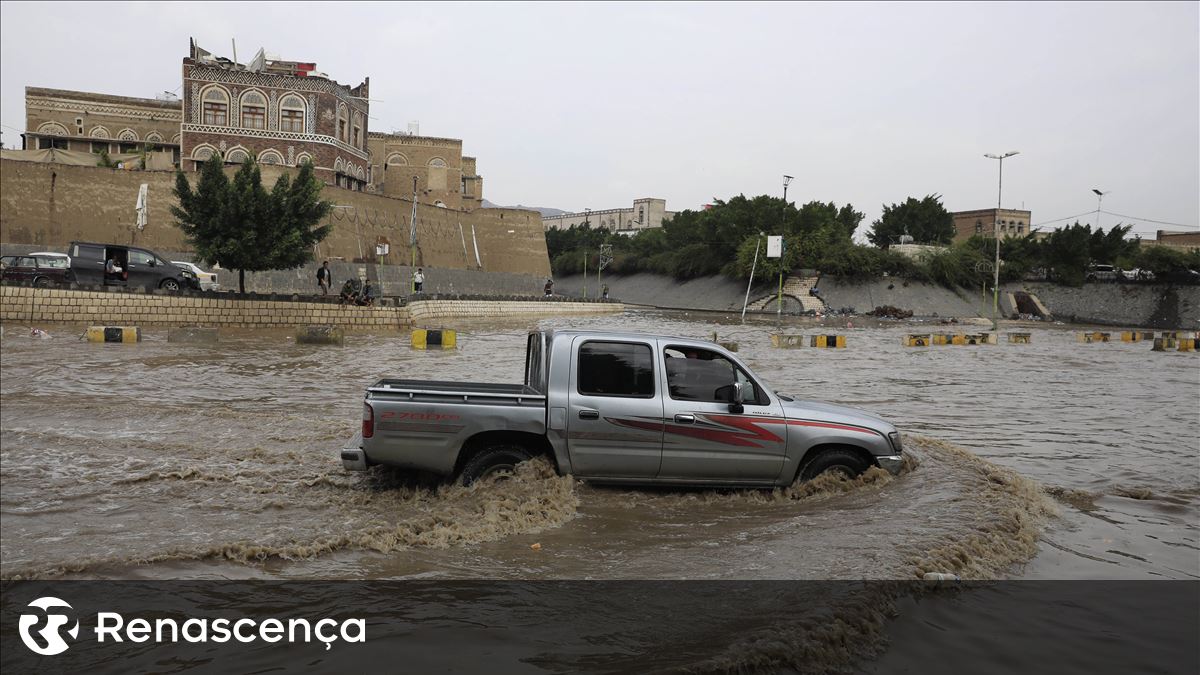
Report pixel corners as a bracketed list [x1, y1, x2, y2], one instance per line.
[984, 152, 1019, 331]
[409, 176, 419, 292]
[1092, 189, 1108, 230]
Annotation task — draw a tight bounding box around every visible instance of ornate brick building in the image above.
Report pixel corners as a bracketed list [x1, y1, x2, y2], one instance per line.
[21, 39, 486, 206]
[951, 208, 1032, 243]
[23, 87, 182, 161]
[180, 39, 370, 190]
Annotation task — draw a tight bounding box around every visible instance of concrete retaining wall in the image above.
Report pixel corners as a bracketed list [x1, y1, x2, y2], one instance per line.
[0, 286, 624, 329]
[1018, 282, 1200, 330]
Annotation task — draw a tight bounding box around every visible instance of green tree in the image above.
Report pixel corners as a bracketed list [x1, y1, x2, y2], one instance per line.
[172, 154, 332, 293]
[867, 194, 955, 247]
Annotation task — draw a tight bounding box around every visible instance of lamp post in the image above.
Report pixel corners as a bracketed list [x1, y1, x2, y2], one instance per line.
[1092, 189, 1108, 230]
[983, 151, 1019, 330]
[582, 208, 591, 298]
[778, 175, 793, 318]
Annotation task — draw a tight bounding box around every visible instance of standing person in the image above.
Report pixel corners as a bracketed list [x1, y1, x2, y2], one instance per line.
[413, 267, 425, 293]
[316, 261, 331, 295]
[601, 283, 609, 300]
[543, 278, 554, 296]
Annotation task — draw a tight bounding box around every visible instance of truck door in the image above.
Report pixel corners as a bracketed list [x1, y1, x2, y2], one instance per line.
[70, 244, 105, 286]
[126, 249, 157, 289]
[566, 338, 663, 478]
[657, 344, 786, 481]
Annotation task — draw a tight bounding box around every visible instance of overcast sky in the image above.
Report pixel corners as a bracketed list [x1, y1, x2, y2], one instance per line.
[2, 1, 1196, 240]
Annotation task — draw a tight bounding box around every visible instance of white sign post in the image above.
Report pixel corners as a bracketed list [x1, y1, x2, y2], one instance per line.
[766, 236, 784, 316]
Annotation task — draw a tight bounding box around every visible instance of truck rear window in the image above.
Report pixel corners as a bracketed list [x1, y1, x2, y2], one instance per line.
[578, 341, 654, 398]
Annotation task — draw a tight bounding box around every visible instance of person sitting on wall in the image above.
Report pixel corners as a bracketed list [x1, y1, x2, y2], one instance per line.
[338, 278, 362, 305]
[357, 280, 377, 306]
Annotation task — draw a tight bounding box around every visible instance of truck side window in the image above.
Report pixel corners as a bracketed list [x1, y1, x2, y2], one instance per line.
[578, 341, 654, 398]
[664, 347, 759, 403]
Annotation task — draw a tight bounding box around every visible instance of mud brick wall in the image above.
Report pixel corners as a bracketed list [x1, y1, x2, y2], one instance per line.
[406, 299, 624, 322]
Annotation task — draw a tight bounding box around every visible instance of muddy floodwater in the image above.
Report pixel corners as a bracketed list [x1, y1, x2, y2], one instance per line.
[2, 311, 1196, 584]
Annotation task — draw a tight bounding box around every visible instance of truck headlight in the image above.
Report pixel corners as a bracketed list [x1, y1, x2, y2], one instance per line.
[888, 431, 903, 453]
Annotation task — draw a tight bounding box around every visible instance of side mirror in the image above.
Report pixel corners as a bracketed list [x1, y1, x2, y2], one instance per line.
[733, 382, 746, 403]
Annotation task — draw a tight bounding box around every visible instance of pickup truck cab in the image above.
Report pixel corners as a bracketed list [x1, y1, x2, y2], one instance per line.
[341, 330, 904, 487]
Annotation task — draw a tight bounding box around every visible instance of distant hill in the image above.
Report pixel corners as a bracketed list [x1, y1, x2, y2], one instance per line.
[481, 199, 569, 218]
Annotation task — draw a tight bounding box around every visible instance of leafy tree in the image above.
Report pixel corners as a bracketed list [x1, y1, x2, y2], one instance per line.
[172, 154, 332, 293]
[1041, 222, 1093, 286]
[868, 194, 955, 247]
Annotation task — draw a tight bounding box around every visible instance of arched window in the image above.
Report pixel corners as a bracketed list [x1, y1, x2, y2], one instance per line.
[280, 95, 305, 133]
[192, 145, 216, 161]
[37, 122, 68, 136]
[240, 90, 266, 129]
[352, 112, 363, 148]
[89, 126, 111, 139]
[225, 148, 249, 163]
[295, 152, 314, 166]
[117, 128, 138, 141]
[428, 157, 447, 168]
[202, 86, 230, 126]
[336, 103, 348, 142]
[145, 131, 163, 143]
[258, 149, 284, 165]
[386, 152, 407, 167]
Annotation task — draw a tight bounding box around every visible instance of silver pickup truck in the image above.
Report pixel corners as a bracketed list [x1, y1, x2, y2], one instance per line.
[340, 330, 904, 487]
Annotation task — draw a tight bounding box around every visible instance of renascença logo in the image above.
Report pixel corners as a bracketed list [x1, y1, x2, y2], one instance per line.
[19, 597, 80, 656]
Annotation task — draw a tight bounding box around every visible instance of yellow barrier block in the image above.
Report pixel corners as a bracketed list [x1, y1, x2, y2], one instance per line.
[809, 335, 846, 348]
[411, 328, 457, 350]
[1160, 331, 1180, 340]
[969, 332, 997, 345]
[718, 341, 739, 352]
[932, 334, 953, 346]
[1008, 333, 1032, 344]
[1077, 332, 1110, 343]
[86, 326, 141, 343]
[1179, 338, 1197, 352]
[950, 334, 967, 345]
[771, 334, 805, 349]
[903, 334, 931, 347]
[1152, 338, 1177, 352]
[1121, 331, 1155, 342]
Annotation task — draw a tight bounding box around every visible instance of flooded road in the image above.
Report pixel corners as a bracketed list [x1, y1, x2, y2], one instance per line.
[1, 312, 1197, 583]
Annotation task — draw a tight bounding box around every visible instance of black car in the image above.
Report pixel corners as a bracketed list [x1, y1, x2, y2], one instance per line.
[68, 241, 199, 291]
[0, 253, 74, 287]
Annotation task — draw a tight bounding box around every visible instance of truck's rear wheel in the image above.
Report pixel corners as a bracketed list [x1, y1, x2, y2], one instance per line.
[460, 445, 533, 486]
[797, 447, 870, 482]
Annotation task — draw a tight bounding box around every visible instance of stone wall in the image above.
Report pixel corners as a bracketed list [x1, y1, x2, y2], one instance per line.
[0, 285, 624, 329]
[0, 159, 550, 277]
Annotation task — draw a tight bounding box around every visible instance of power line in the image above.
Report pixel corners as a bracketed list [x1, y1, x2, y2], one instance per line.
[1100, 210, 1198, 229]
[1031, 210, 1097, 227]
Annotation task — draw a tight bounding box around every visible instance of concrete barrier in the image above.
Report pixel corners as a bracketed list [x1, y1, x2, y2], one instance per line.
[411, 328, 457, 350]
[968, 332, 997, 345]
[168, 327, 219, 343]
[771, 334, 805, 348]
[1121, 331, 1155, 342]
[86, 326, 141, 343]
[296, 325, 344, 345]
[1151, 338, 1177, 352]
[903, 334, 930, 347]
[1160, 331, 1180, 340]
[932, 334, 954, 346]
[1077, 332, 1111, 343]
[809, 335, 846, 349]
[1008, 332, 1032, 344]
[718, 341, 739, 352]
[1178, 338, 1198, 352]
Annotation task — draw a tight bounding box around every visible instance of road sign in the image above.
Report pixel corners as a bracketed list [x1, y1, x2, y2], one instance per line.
[766, 236, 782, 258]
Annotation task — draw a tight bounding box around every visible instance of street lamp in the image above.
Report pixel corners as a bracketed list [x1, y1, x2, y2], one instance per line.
[778, 175, 794, 318]
[984, 151, 1019, 330]
[1092, 189, 1108, 230]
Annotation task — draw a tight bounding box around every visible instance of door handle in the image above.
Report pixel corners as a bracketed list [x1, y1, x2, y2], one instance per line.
[578, 409, 599, 420]
[674, 414, 695, 424]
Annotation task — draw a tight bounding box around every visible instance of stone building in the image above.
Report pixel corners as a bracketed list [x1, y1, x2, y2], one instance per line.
[1151, 229, 1200, 249]
[21, 39, 486, 205]
[543, 198, 675, 233]
[180, 39, 371, 190]
[951, 208, 1032, 243]
[366, 132, 483, 210]
[23, 87, 182, 161]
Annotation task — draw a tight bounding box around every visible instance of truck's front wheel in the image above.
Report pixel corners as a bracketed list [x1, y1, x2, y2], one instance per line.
[460, 445, 533, 486]
[797, 447, 870, 482]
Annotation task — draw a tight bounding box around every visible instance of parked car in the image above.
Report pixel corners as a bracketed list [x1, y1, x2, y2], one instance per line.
[1120, 268, 1155, 282]
[340, 330, 905, 487]
[68, 241, 199, 291]
[0, 253, 74, 287]
[1086, 264, 1118, 282]
[29, 251, 72, 266]
[172, 261, 220, 291]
